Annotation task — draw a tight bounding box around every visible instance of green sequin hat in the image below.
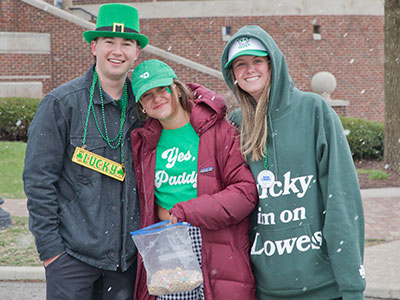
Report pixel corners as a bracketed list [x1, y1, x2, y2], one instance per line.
[83, 3, 149, 48]
[131, 59, 178, 102]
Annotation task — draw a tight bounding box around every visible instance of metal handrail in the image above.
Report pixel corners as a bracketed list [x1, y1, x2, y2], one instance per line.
[69, 7, 96, 21]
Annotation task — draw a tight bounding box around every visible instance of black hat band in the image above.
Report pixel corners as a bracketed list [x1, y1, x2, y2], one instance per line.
[96, 25, 138, 34]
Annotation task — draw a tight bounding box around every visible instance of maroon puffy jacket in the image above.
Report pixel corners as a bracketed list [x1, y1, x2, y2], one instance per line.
[130, 83, 258, 300]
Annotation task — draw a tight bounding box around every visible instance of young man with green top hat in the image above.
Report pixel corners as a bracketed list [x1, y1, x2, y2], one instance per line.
[23, 4, 148, 299]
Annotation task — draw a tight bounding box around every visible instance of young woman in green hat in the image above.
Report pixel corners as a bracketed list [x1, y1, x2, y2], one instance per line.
[23, 3, 148, 299]
[221, 25, 366, 300]
[130, 59, 258, 300]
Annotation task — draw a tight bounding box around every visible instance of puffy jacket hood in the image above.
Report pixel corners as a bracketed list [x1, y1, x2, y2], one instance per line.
[187, 83, 226, 133]
[221, 25, 296, 118]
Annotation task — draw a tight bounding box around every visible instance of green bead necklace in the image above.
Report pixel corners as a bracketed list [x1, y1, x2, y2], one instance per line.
[264, 144, 269, 170]
[257, 139, 275, 189]
[82, 69, 128, 164]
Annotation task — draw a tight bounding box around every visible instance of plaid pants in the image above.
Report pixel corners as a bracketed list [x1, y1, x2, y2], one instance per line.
[157, 226, 204, 300]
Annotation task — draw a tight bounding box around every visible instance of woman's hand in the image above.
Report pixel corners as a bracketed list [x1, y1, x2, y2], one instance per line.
[158, 205, 178, 224]
[169, 213, 178, 224]
[158, 206, 170, 221]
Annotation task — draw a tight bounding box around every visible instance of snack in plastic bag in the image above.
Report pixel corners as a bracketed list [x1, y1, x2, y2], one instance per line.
[131, 221, 203, 295]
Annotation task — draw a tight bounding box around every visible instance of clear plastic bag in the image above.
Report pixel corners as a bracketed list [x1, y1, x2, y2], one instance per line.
[131, 220, 203, 295]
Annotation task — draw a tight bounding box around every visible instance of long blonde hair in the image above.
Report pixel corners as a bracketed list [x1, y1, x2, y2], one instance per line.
[231, 67, 271, 161]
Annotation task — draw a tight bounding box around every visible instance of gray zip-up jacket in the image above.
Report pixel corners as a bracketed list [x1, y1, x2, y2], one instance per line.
[23, 66, 141, 271]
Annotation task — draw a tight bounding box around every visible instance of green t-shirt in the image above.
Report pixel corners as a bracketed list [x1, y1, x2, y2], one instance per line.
[155, 122, 199, 210]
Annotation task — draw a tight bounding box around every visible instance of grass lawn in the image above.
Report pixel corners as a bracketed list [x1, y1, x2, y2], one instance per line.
[0, 217, 41, 266]
[0, 141, 26, 199]
[356, 168, 389, 180]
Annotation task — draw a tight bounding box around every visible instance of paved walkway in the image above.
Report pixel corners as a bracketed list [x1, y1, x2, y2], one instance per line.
[1, 188, 400, 299]
[361, 188, 400, 241]
[1, 198, 28, 218]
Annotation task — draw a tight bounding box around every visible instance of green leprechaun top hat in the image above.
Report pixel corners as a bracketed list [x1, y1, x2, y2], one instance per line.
[83, 3, 149, 48]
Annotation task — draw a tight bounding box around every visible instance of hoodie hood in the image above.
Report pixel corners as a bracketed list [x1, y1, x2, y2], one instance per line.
[221, 25, 296, 118]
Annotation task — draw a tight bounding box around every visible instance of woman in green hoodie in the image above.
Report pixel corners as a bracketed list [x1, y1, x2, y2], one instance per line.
[221, 25, 366, 300]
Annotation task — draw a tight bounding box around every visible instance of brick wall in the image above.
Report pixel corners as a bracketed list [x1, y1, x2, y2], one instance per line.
[139, 15, 384, 121]
[0, 0, 20, 30]
[0, 1, 385, 122]
[0, 0, 93, 95]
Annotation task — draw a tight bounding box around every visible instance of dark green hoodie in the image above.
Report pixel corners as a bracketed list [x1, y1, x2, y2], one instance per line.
[221, 25, 366, 300]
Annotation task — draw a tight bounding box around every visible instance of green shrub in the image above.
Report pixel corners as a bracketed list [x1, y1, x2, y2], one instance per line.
[340, 116, 384, 160]
[356, 168, 389, 180]
[0, 98, 41, 141]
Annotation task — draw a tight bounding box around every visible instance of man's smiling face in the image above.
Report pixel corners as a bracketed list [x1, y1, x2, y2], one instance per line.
[91, 37, 140, 82]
